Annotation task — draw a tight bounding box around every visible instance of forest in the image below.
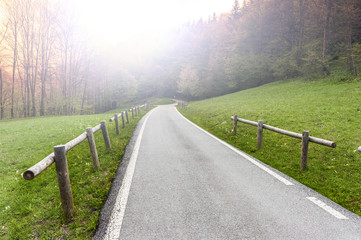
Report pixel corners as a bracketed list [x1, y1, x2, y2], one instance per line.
[0, 0, 360, 119]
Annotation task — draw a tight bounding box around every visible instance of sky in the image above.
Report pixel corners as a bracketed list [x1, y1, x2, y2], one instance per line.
[75, 0, 236, 47]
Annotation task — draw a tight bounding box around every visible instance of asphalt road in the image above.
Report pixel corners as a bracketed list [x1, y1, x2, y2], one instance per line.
[94, 105, 361, 239]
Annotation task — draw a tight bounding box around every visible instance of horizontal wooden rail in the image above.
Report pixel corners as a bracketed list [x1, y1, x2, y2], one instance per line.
[22, 105, 148, 218]
[23, 152, 55, 180]
[177, 101, 187, 109]
[109, 105, 145, 122]
[23, 128, 97, 180]
[231, 115, 336, 170]
[231, 116, 336, 148]
[23, 104, 147, 181]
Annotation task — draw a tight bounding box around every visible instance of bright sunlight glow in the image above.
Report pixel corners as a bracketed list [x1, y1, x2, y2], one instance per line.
[75, 0, 236, 47]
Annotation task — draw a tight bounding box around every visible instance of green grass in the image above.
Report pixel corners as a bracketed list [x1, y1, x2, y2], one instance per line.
[148, 98, 174, 106]
[179, 77, 361, 216]
[0, 108, 149, 239]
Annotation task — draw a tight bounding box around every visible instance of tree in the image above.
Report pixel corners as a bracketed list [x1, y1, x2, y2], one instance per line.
[0, 19, 8, 120]
[0, 69, 3, 120]
[177, 65, 200, 99]
[4, 0, 20, 118]
[339, 0, 359, 76]
[39, 0, 57, 116]
[231, 0, 241, 19]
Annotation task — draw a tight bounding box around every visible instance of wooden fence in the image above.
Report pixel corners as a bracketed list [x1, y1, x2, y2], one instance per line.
[231, 115, 336, 170]
[177, 101, 187, 109]
[22, 104, 147, 219]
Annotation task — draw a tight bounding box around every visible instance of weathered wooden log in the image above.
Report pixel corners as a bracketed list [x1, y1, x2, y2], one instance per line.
[23, 152, 55, 180]
[23, 130, 90, 180]
[125, 110, 129, 123]
[232, 115, 237, 135]
[24, 118, 114, 180]
[114, 113, 119, 135]
[54, 145, 74, 219]
[308, 136, 336, 148]
[121, 112, 125, 128]
[101, 121, 111, 148]
[135, 107, 138, 116]
[131, 108, 134, 118]
[92, 124, 101, 133]
[301, 131, 310, 170]
[86, 128, 100, 168]
[237, 117, 258, 127]
[263, 124, 335, 147]
[257, 120, 263, 148]
[109, 113, 121, 122]
[64, 132, 87, 152]
[231, 116, 335, 148]
[138, 106, 141, 115]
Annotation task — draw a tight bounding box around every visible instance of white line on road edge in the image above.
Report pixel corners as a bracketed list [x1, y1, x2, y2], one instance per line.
[175, 107, 294, 186]
[306, 197, 348, 219]
[104, 108, 157, 240]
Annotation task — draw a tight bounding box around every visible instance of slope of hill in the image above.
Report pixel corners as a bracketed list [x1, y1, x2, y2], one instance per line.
[0, 109, 148, 239]
[179, 77, 361, 216]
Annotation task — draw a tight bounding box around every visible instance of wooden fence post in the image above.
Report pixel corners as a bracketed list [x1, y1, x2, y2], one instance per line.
[54, 145, 74, 220]
[257, 120, 264, 148]
[301, 130, 309, 170]
[233, 115, 238, 135]
[125, 110, 129, 123]
[138, 106, 141, 115]
[132, 108, 134, 118]
[121, 112, 125, 128]
[100, 120, 111, 148]
[86, 127, 100, 169]
[135, 107, 138, 117]
[114, 114, 119, 135]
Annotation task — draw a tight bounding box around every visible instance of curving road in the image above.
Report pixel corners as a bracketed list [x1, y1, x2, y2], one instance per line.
[94, 105, 361, 239]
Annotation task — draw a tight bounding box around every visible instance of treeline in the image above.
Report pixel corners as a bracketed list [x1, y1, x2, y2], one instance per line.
[0, 0, 137, 120]
[0, 0, 360, 119]
[146, 0, 361, 100]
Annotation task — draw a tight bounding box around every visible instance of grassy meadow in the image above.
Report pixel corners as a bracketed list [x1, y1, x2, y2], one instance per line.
[147, 98, 175, 106]
[179, 77, 361, 216]
[0, 108, 149, 239]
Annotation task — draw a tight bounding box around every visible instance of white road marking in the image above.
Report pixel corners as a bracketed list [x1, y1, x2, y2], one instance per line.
[175, 107, 294, 186]
[104, 108, 157, 240]
[306, 197, 348, 219]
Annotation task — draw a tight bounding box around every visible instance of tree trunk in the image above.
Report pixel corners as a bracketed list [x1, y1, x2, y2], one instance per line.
[11, 24, 17, 119]
[322, 0, 331, 60]
[298, 0, 305, 49]
[80, 80, 87, 115]
[321, 0, 332, 75]
[0, 69, 3, 120]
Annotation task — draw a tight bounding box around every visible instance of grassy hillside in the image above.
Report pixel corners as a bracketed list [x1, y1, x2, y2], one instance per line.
[179, 77, 361, 216]
[0, 109, 148, 239]
[147, 98, 175, 106]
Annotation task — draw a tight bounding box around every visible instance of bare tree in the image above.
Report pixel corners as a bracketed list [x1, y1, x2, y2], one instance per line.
[39, 0, 57, 116]
[4, 0, 20, 118]
[0, 69, 3, 119]
[0, 18, 9, 120]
